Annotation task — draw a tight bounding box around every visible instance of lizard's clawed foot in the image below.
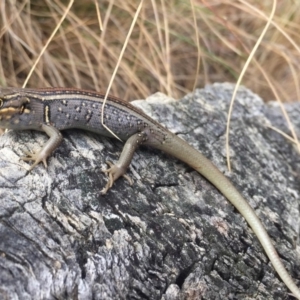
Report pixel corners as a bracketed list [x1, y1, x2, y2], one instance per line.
[21, 149, 48, 171]
[101, 161, 133, 194]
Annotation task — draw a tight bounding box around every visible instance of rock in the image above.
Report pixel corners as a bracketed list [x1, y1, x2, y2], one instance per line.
[0, 83, 299, 299]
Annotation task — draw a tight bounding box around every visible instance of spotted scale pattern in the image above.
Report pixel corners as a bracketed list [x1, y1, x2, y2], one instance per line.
[0, 88, 170, 145]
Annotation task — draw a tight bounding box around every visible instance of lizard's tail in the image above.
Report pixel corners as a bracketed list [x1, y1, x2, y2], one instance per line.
[154, 132, 300, 299]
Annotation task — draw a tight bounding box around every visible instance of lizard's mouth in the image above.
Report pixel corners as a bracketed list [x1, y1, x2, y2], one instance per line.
[0, 107, 20, 115]
[0, 105, 31, 122]
[0, 107, 19, 121]
[0, 95, 31, 120]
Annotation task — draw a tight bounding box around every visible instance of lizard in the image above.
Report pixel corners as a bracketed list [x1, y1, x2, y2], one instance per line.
[0, 87, 299, 298]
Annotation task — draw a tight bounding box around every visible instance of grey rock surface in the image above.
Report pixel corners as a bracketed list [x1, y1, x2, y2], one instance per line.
[0, 83, 299, 299]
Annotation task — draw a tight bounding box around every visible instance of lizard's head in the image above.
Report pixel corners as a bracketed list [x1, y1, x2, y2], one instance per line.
[0, 88, 31, 128]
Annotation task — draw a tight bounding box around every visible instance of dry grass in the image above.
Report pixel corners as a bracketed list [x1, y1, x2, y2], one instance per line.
[1, 0, 300, 103]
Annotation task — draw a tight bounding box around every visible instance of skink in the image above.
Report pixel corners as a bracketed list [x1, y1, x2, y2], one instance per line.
[0, 87, 299, 298]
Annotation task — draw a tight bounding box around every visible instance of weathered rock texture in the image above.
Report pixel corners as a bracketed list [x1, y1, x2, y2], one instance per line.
[0, 83, 299, 299]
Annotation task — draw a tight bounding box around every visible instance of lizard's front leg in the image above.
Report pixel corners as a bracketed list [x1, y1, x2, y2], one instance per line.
[22, 123, 63, 170]
[101, 132, 147, 194]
